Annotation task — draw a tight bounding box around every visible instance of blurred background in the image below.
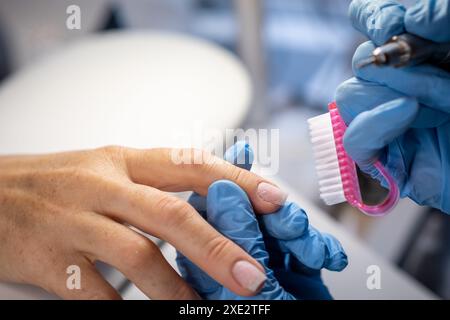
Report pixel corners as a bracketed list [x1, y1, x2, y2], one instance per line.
[0, 0, 448, 299]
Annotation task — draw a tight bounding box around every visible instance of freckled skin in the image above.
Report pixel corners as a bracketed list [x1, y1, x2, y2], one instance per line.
[0, 146, 277, 299]
[0, 149, 123, 292]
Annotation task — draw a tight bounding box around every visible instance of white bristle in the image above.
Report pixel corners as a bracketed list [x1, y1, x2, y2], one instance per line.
[308, 112, 346, 205]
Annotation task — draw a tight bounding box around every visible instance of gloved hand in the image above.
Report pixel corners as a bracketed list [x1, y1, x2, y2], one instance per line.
[335, 0, 450, 213]
[176, 142, 348, 299]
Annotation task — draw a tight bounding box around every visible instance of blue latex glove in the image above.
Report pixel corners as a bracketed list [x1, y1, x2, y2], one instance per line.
[176, 142, 348, 300]
[335, 0, 450, 213]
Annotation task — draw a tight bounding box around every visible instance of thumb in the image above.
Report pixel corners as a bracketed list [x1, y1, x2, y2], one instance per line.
[343, 97, 419, 171]
[405, 0, 450, 42]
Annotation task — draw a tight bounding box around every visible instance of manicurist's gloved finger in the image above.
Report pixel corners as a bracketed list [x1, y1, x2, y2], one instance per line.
[350, 0, 450, 48]
[349, 0, 406, 45]
[335, 77, 450, 128]
[341, 1, 450, 129]
[274, 224, 348, 271]
[404, 0, 450, 42]
[223, 140, 254, 171]
[343, 97, 418, 178]
[352, 41, 450, 114]
[350, 0, 449, 45]
[261, 204, 347, 271]
[261, 203, 308, 241]
[186, 192, 207, 215]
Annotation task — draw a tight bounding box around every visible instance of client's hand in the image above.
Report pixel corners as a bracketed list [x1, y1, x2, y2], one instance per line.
[0, 146, 286, 299]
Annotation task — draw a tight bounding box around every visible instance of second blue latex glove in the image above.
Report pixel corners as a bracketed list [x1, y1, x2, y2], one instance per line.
[176, 142, 348, 300]
[335, 0, 450, 213]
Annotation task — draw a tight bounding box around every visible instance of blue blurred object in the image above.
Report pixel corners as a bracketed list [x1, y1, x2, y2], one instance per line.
[189, 0, 354, 108]
[335, 0, 450, 213]
[176, 142, 348, 299]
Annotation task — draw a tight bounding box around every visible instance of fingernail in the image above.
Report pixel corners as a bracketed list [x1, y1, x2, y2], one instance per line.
[232, 260, 266, 292]
[257, 182, 288, 205]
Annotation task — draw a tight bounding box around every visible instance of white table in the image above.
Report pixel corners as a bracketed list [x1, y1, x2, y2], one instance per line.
[0, 31, 251, 153]
[0, 31, 435, 299]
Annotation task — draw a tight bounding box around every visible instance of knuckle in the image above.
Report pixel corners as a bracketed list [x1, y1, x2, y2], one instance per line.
[197, 152, 248, 182]
[155, 194, 184, 212]
[95, 145, 128, 170]
[176, 149, 219, 175]
[193, 150, 221, 172]
[198, 149, 216, 165]
[123, 186, 148, 211]
[204, 235, 235, 264]
[228, 165, 248, 184]
[98, 145, 125, 156]
[62, 167, 116, 196]
[155, 195, 196, 228]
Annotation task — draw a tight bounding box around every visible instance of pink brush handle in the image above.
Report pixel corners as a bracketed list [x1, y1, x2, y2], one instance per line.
[358, 161, 400, 216]
[329, 102, 399, 217]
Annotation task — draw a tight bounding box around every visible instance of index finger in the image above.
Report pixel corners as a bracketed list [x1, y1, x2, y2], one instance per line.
[123, 148, 287, 214]
[349, 0, 406, 45]
[352, 41, 450, 113]
[405, 0, 450, 42]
